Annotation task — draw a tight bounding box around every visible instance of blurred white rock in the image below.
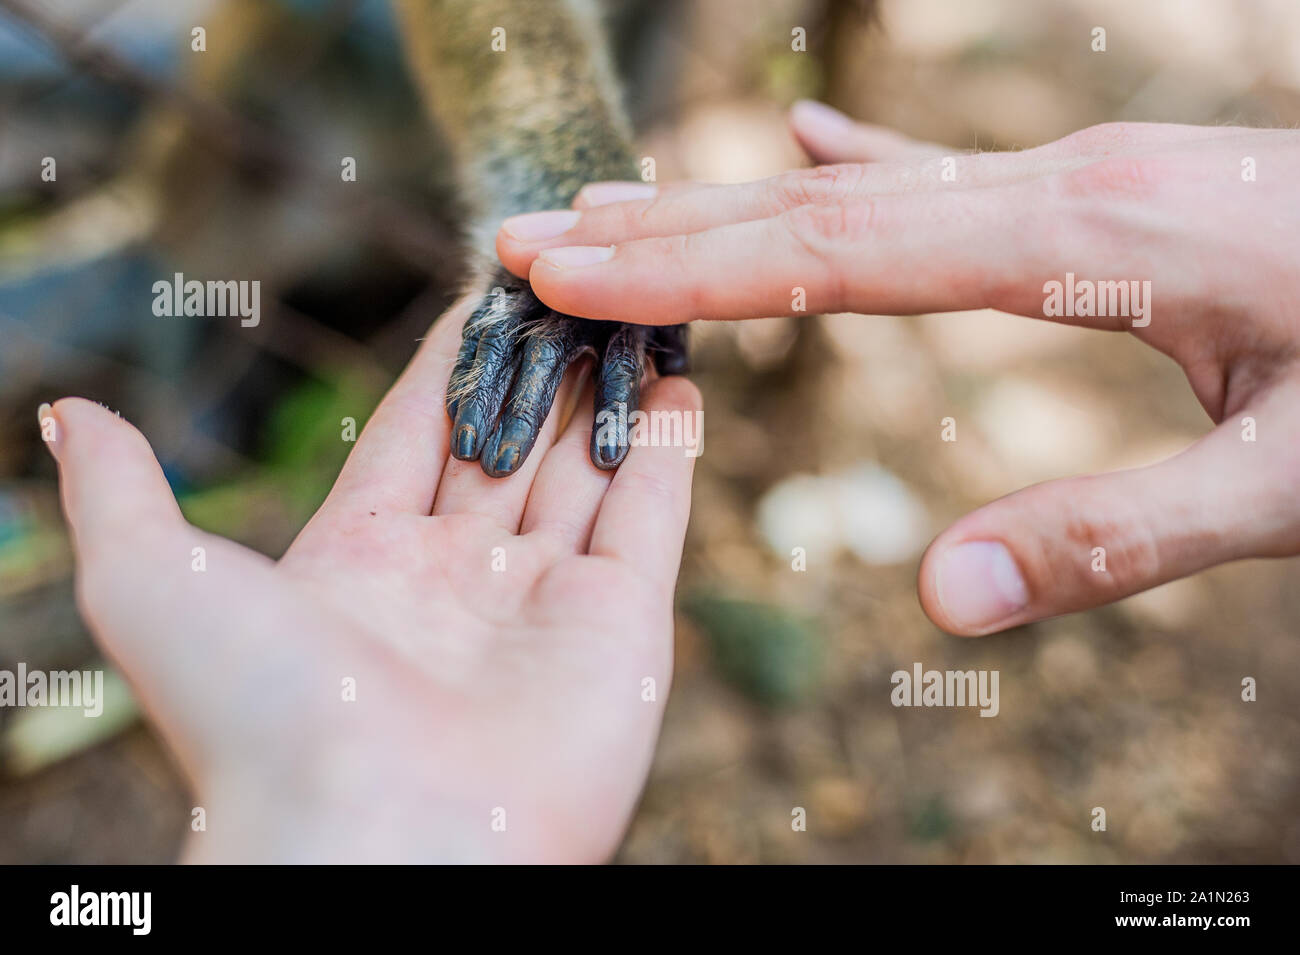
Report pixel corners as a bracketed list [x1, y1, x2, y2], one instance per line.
[755, 474, 842, 559]
[837, 465, 932, 564]
[756, 464, 930, 566]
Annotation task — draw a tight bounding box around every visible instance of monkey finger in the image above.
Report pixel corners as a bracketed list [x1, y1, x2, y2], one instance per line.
[445, 319, 484, 421]
[649, 324, 689, 376]
[590, 324, 646, 469]
[480, 322, 583, 477]
[449, 280, 550, 448]
[432, 349, 584, 531]
[451, 320, 522, 461]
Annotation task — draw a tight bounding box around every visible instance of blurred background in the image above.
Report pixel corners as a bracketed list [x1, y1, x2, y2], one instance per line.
[2, 0, 1298, 863]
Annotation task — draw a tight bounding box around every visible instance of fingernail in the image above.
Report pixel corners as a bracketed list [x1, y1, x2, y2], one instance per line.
[537, 246, 615, 269]
[455, 425, 477, 459]
[791, 99, 854, 135]
[578, 181, 658, 207]
[37, 402, 59, 458]
[491, 444, 520, 475]
[501, 209, 581, 241]
[934, 541, 1028, 631]
[593, 433, 625, 469]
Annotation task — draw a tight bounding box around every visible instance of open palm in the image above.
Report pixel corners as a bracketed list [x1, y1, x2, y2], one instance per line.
[44, 294, 700, 863]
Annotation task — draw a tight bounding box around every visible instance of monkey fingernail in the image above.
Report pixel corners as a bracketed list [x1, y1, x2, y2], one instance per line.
[490, 443, 520, 476]
[593, 437, 627, 469]
[538, 245, 615, 269]
[454, 424, 478, 459]
[502, 209, 581, 241]
[577, 181, 657, 207]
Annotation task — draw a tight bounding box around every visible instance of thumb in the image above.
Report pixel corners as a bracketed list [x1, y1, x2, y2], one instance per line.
[40, 398, 204, 678]
[789, 100, 947, 164]
[918, 390, 1300, 636]
[40, 397, 217, 720]
[41, 398, 186, 568]
[39, 399, 277, 786]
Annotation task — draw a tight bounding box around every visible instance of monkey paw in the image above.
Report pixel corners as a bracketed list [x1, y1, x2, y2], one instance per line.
[444, 270, 689, 477]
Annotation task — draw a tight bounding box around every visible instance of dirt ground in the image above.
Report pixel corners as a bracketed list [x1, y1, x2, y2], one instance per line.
[2, 0, 1298, 863]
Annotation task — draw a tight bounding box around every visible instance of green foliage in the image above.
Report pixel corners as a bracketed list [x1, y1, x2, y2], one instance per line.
[180, 373, 380, 538]
[764, 50, 823, 103]
[683, 592, 823, 706]
[907, 794, 955, 843]
[264, 374, 376, 479]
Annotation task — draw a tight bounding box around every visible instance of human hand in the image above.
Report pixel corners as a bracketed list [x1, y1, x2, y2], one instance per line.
[39, 294, 700, 863]
[494, 103, 1300, 636]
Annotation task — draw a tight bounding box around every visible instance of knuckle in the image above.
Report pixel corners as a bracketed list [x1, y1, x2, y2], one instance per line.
[785, 199, 876, 255]
[769, 163, 864, 211]
[632, 194, 670, 231]
[522, 335, 564, 365]
[1051, 155, 1167, 199]
[478, 323, 519, 356]
[504, 396, 546, 431]
[1061, 506, 1162, 595]
[602, 348, 643, 385]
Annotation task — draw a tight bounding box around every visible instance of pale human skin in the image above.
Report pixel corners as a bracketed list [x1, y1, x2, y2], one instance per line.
[496, 101, 1300, 637]
[40, 294, 700, 863]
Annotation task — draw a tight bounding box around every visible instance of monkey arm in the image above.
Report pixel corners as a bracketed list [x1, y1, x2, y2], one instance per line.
[393, 0, 688, 475]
